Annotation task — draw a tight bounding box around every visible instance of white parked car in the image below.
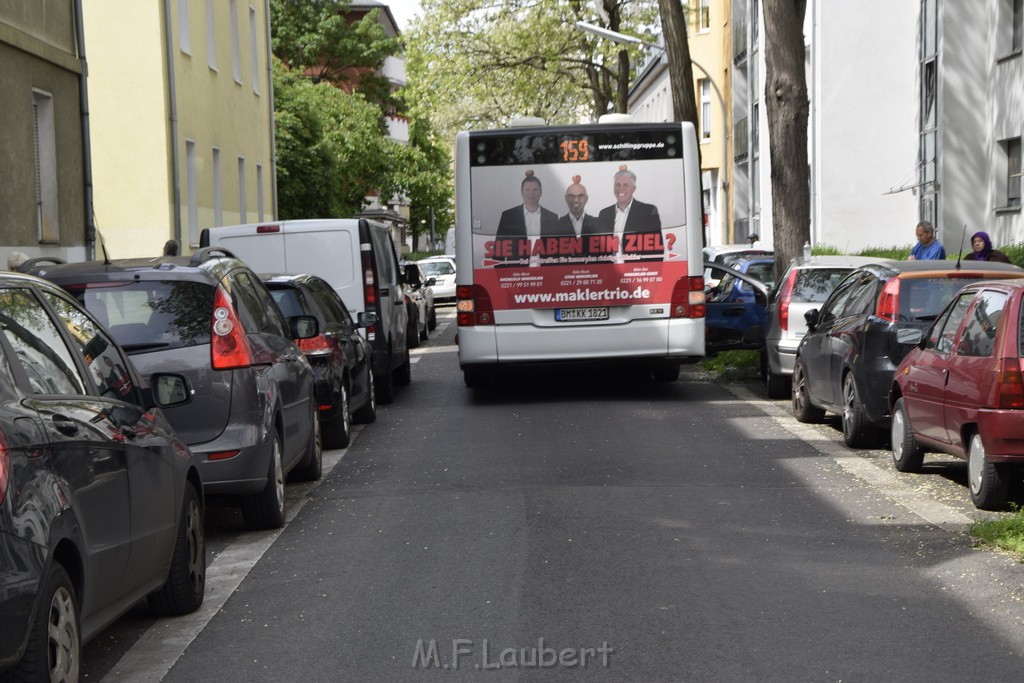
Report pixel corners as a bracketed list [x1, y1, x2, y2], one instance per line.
[417, 256, 456, 302]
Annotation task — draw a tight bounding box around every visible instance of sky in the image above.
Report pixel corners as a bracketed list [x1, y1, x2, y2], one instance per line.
[385, 0, 423, 31]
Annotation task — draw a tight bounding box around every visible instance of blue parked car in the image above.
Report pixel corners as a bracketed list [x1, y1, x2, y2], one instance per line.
[704, 258, 774, 354]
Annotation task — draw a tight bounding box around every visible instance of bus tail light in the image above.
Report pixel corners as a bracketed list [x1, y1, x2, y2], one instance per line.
[457, 285, 494, 326]
[670, 276, 706, 318]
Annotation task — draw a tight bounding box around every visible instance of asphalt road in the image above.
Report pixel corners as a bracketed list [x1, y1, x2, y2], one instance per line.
[84, 308, 1024, 681]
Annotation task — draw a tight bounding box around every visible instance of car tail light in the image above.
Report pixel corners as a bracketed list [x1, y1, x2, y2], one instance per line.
[211, 285, 252, 369]
[298, 334, 332, 354]
[777, 268, 799, 331]
[0, 431, 8, 507]
[457, 284, 494, 326]
[670, 276, 706, 318]
[361, 246, 379, 340]
[876, 278, 900, 321]
[995, 357, 1024, 409]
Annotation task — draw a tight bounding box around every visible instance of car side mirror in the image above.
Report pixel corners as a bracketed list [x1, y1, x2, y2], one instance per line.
[426, 277, 437, 287]
[805, 308, 819, 331]
[289, 315, 319, 340]
[357, 311, 378, 329]
[146, 373, 193, 409]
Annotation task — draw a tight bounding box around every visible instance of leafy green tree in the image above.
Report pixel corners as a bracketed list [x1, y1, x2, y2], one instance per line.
[270, 0, 402, 114]
[405, 0, 659, 138]
[273, 61, 400, 219]
[395, 119, 454, 250]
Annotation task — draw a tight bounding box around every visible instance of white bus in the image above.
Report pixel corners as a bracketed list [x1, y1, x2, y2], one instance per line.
[454, 119, 707, 387]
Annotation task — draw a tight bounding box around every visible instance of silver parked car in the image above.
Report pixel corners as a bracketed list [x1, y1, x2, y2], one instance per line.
[762, 255, 883, 398]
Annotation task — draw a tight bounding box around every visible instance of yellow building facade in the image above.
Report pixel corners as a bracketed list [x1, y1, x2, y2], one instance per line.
[628, 0, 732, 246]
[84, 0, 275, 257]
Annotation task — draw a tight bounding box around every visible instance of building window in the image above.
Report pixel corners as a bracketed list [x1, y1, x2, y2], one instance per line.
[238, 157, 247, 223]
[699, 80, 712, 141]
[213, 147, 222, 226]
[186, 140, 198, 245]
[698, 0, 711, 31]
[230, 0, 241, 84]
[1005, 137, 1022, 208]
[32, 90, 59, 243]
[1012, 0, 1023, 52]
[178, 0, 192, 55]
[256, 163, 264, 221]
[206, 0, 217, 70]
[250, 7, 260, 94]
[751, 102, 760, 153]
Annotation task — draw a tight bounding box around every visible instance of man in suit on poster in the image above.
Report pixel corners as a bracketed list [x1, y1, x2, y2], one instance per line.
[496, 171, 565, 239]
[556, 175, 599, 238]
[587, 166, 663, 259]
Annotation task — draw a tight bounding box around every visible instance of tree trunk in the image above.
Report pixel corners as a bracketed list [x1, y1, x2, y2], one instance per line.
[762, 0, 809, 281]
[658, 0, 705, 242]
[658, 0, 699, 126]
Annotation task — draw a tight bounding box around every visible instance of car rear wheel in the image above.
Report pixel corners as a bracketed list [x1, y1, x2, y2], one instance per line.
[14, 563, 79, 682]
[353, 368, 377, 424]
[842, 373, 880, 448]
[149, 483, 205, 615]
[890, 398, 925, 473]
[766, 370, 791, 400]
[651, 362, 680, 382]
[969, 433, 1010, 510]
[243, 431, 286, 530]
[322, 381, 351, 449]
[294, 401, 325, 479]
[395, 349, 412, 386]
[427, 305, 437, 331]
[377, 350, 396, 404]
[792, 359, 825, 423]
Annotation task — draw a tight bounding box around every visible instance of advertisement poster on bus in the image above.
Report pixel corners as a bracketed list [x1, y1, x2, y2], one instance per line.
[468, 128, 691, 311]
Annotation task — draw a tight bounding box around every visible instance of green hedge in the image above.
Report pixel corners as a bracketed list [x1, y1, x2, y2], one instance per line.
[814, 242, 1024, 268]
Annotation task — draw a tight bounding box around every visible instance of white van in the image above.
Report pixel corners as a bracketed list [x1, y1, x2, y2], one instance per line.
[200, 218, 411, 402]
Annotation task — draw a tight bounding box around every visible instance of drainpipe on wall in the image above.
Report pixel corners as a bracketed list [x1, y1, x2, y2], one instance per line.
[73, 0, 95, 260]
[264, 0, 278, 220]
[162, 0, 182, 244]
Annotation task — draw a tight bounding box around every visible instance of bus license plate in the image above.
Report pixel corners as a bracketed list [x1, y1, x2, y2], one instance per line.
[555, 307, 609, 322]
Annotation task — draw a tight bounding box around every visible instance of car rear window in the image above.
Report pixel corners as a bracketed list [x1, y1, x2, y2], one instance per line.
[793, 268, 852, 303]
[744, 262, 776, 286]
[420, 261, 454, 277]
[67, 281, 214, 352]
[898, 277, 986, 322]
[269, 286, 312, 319]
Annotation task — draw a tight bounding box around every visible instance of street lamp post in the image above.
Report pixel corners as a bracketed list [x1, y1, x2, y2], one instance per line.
[576, 21, 730, 244]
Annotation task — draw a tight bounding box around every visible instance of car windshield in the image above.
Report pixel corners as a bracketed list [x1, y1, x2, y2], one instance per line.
[719, 251, 772, 268]
[420, 261, 454, 277]
[899, 277, 986, 322]
[65, 281, 214, 352]
[794, 268, 853, 303]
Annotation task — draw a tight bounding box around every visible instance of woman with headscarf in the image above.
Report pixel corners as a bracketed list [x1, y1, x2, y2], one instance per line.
[964, 231, 1011, 263]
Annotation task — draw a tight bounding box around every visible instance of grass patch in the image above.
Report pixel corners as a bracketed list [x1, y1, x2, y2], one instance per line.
[700, 350, 760, 373]
[971, 508, 1024, 560]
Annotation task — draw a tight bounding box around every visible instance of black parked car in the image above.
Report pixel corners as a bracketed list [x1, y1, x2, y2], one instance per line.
[32, 248, 322, 531]
[792, 259, 1024, 447]
[264, 274, 378, 448]
[0, 270, 204, 680]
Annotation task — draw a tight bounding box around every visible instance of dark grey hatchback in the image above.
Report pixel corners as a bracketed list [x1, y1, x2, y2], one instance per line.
[0, 270, 204, 680]
[33, 248, 322, 530]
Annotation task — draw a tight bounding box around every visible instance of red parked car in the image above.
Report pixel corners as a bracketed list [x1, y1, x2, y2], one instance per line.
[889, 279, 1024, 510]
